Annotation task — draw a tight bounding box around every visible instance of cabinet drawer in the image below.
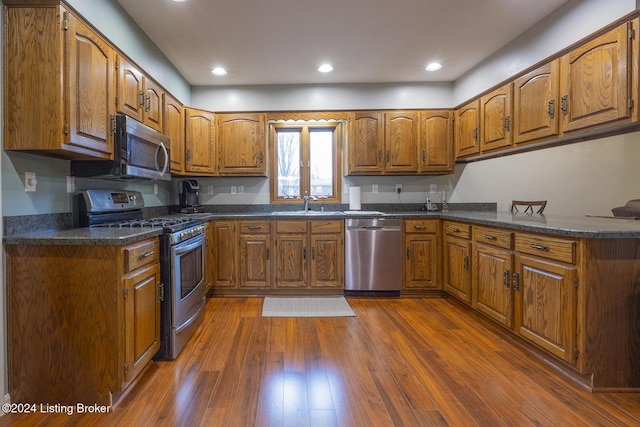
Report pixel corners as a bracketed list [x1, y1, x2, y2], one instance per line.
[275, 220, 308, 233]
[515, 233, 576, 264]
[124, 238, 159, 272]
[473, 226, 512, 249]
[405, 219, 438, 234]
[443, 221, 470, 239]
[311, 220, 342, 234]
[239, 220, 270, 234]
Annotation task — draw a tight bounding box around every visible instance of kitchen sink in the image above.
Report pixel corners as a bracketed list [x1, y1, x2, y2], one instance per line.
[271, 210, 343, 216]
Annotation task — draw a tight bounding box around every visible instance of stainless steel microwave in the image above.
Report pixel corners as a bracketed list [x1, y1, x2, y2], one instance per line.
[70, 115, 170, 181]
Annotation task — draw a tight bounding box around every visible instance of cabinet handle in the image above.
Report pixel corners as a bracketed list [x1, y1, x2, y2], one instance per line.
[139, 250, 155, 259]
[386, 150, 391, 162]
[503, 116, 510, 131]
[312, 247, 315, 260]
[414, 225, 428, 230]
[378, 150, 382, 162]
[303, 247, 307, 260]
[547, 99, 555, 119]
[406, 247, 410, 260]
[258, 151, 264, 164]
[463, 256, 469, 270]
[529, 243, 550, 251]
[561, 95, 568, 116]
[513, 272, 520, 291]
[186, 149, 191, 162]
[145, 95, 151, 112]
[503, 269, 510, 288]
[483, 234, 497, 241]
[139, 91, 145, 108]
[472, 127, 478, 141]
[422, 149, 426, 162]
[248, 226, 262, 230]
[158, 282, 164, 302]
[266, 247, 270, 260]
[450, 227, 460, 233]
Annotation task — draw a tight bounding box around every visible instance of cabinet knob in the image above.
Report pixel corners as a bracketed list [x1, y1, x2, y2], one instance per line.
[547, 99, 555, 119]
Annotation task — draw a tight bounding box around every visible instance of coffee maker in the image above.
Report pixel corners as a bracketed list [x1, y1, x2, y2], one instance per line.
[179, 179, 202, 213]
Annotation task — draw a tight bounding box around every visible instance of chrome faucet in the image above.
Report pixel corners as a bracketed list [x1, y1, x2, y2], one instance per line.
[303, 194, 318, 212]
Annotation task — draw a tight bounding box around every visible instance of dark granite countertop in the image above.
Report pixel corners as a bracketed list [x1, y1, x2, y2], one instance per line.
[3, 226, 162, 246]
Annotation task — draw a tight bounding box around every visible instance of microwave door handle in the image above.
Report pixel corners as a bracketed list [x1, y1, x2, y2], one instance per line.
[156, 142, 169, 177]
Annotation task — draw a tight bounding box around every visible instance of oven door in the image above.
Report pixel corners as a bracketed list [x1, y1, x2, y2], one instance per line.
[171, 233, 206, 328]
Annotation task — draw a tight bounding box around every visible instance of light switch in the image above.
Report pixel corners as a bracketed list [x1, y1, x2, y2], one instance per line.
[231, 186, 238, 194]
[238, 185, 244, 194]
[66, 176, 75, 193]
[25, 172, 37, 192]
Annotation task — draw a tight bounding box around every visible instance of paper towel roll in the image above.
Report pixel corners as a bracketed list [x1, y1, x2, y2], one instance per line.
[349, 186, 361, 210]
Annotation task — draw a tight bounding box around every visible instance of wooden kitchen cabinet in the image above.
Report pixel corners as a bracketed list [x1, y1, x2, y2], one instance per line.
[472, 226, 514, 327]
[185, 107, 217, 175]
[309, 221, 344, 289]
[443, 221, 472, 304]
[513, 59, 561, 144]
[116, 55, 164, 132]
[454, 100, 480, 159]
[420, 110, 454, 173]
[274, 221, 309, 288]
[209, 220, 237, 289]
[239, 221, 271, 289]
[480, 83, 513, 153]
[384, 111, 420, 173]
[217, 113, 267, 176]
[6, 237, 160, 405]
[559, 21, 632, 133]
[4, 4, 116, 159]
[349, 111, 385, 174]
[403, 219, 441, 292]
[164, 93, 185, 175]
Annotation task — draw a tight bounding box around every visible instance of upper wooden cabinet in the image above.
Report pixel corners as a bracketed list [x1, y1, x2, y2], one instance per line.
[560, 21, 632, 133]
[384, 111, 420, 173]
[4, 4, 116, 159]
[217, 113, 267, 176]
[420, 110, 454, 173]
[116, 55, 163, 132]
[184, 107, 217, 175]
[513, 59, 561, 144]
[480, 84, 513, 153]
[349, 111, 385, 174]
[164, 93, 185, 175]
[454, 100, 480, 159]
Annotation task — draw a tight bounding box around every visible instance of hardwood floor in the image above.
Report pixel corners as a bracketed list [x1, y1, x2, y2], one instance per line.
[1, 296, 639, 426]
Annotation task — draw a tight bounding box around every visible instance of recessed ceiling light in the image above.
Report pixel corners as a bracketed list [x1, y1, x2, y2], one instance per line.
[173, 0, 187, 3]
[318, 64, 334, 73]
[211, 67, 227, 76]
[425, 62, 442, 72]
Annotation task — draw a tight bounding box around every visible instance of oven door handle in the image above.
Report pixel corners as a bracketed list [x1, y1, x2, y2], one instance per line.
[155, 142, 169, 178]
[173, 234, 205, 256]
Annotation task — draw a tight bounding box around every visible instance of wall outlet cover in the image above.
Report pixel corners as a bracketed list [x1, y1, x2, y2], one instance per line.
[430, 184, 437, 192]
[396, 184, 402, 193]
[238, 185, 244, 194]
[66, 176, 75, 193]
[231, 186, 238, 194]
[372, 184, 378, 193]
[25, 171, 37, 192]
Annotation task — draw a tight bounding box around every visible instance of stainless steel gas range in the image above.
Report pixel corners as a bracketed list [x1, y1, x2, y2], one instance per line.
[76, 189, 206, 360]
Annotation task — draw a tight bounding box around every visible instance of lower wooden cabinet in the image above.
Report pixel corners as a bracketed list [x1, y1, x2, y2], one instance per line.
[209, 220, 237, 289]
[6, 237, 160, 405]
[473, 240, 514, 327]
[310, 221, 344, 289]
[403, 219, 441, 291]
[443, 221, 472, 304]
[239, 221, 271, 289]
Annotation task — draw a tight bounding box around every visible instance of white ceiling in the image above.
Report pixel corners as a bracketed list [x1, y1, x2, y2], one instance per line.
[115, 0, 569, 87]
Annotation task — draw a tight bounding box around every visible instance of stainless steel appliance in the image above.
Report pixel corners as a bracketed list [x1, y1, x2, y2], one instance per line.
[179, 179, 202, 213]
[70, 115, 170, 181]
[76, 189, 206, 360]
[344, 218, 402, 296]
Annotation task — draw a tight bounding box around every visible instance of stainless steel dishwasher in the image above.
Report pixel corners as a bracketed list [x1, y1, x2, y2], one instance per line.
[345, 218, 402, 296]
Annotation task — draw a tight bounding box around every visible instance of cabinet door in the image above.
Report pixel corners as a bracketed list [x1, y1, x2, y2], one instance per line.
[443, 235, 472, 304]
[473, 243, 513, 327]
[513, 59, 560, 144]
[124, 263, 160, 385]
[143, 78, 163, 132]
[455, 100, 480, 158]
[404, 234, 439, 289]
[275, 234, 308, 288]
[560, 22, 631, 132]
[185, 108, 217, 175]
[211, 221, 237, 289]
[116, 56, 144, 122]
[514, 255, 577, 363]
[384, 111, 419, 173]
[217, 113, 266, 176]
[420, 110, 454, 173]
[66, 13, 115, 158]
[480, 84, 513, 152]
[349, 111, 384, 174]
[310, 234, 343, 288]
[239, 235, 271, 288]
[164, 93, 185, 175]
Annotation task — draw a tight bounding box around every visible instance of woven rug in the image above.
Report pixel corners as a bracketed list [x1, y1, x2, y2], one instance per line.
[262, 296, 355, 317]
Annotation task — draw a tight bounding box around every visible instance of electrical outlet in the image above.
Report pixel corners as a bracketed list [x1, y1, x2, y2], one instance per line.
[153, 183, 158, 195]
[238, 185, 244, 194]
[66, 176, 75, 193]
[207, 185, 214, 195]
[25, 171, 37, 192]
[344, 184, 349, 194]
[231, 186, 238, 195]
[396, 184, 402, 194]
[372, 184, 378, 193]
[430, 184, 437, 192]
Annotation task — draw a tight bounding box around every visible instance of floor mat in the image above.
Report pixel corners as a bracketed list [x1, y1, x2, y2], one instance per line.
[261, 296, 356, 317]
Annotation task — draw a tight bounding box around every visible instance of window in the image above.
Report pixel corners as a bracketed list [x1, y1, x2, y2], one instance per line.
[270, 122, 342, 203]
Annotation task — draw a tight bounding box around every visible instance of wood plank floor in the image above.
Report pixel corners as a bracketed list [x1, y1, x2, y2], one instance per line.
[1, 296, 639, 426]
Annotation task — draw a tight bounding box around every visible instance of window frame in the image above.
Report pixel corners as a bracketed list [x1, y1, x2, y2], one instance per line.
[269, 121, 343, 204]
